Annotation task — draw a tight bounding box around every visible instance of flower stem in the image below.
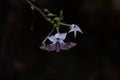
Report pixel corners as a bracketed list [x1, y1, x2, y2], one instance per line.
[42, 27, 55, 45]
[26, 0, 55, 45]
[25, 0, 48, 21]
[60, 22, 71, 27]
[56, 27, 59, 33]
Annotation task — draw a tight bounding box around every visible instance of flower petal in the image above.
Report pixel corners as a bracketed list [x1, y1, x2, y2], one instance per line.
[59, 33, 67, 40]
[68, 29, 74, 33]
[74, 31, 77, 38]
[59, 40, 64, 43]
[52, 41, 57, 44]
[68, 24, 75, 33]
[70, 24, 75, 28]
[75, 25, 83, 34]
[55, 33, 60, 38]
[48, 36, 56, 42]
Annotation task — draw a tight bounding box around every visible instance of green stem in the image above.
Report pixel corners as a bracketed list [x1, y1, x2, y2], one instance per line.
[26, 0, 55, 45]
[25, 0, 48, 21]
[60, 22, 71, 27]
[56, 27, 59, 33]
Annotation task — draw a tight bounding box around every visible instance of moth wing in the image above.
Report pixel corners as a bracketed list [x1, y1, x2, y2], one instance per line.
[60, 42, 77, 50]
[40, 44, 56, 51]
[55, 42, 61, 52]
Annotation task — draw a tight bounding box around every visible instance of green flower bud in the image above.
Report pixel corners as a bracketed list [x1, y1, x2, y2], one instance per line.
[53, 17, 60, 22]
[47, 13, 57, 17]
[47, 18, 51, 21]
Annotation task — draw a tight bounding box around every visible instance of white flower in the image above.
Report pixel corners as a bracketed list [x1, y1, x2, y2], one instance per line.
[48, 33, 67, 44]
[69, 24, 83, 38]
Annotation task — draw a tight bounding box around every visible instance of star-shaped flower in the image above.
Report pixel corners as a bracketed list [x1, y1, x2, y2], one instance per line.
[48, 33, 67, 44]
[68, 24, 83, 38]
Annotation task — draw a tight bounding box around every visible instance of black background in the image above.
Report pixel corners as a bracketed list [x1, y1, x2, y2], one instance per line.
[0, 0, 120, 80]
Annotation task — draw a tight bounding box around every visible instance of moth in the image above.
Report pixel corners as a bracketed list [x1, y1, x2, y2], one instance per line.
[40, 42, 77, 52]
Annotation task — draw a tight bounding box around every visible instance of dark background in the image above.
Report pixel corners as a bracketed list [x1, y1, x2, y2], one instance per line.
[0, 0, 120, 80]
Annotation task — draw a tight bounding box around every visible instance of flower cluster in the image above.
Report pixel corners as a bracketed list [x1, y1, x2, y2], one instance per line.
[26, 0, 83, 52]
[40, 24, 83, 52]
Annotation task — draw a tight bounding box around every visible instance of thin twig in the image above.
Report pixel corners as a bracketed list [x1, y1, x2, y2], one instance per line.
[60, 22, 71, 26]
[42, 27, 55, 45]
[25, 0, 48, 21]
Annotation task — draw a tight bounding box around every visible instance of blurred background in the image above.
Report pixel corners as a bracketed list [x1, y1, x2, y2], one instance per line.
[0, 0, 120, 80]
